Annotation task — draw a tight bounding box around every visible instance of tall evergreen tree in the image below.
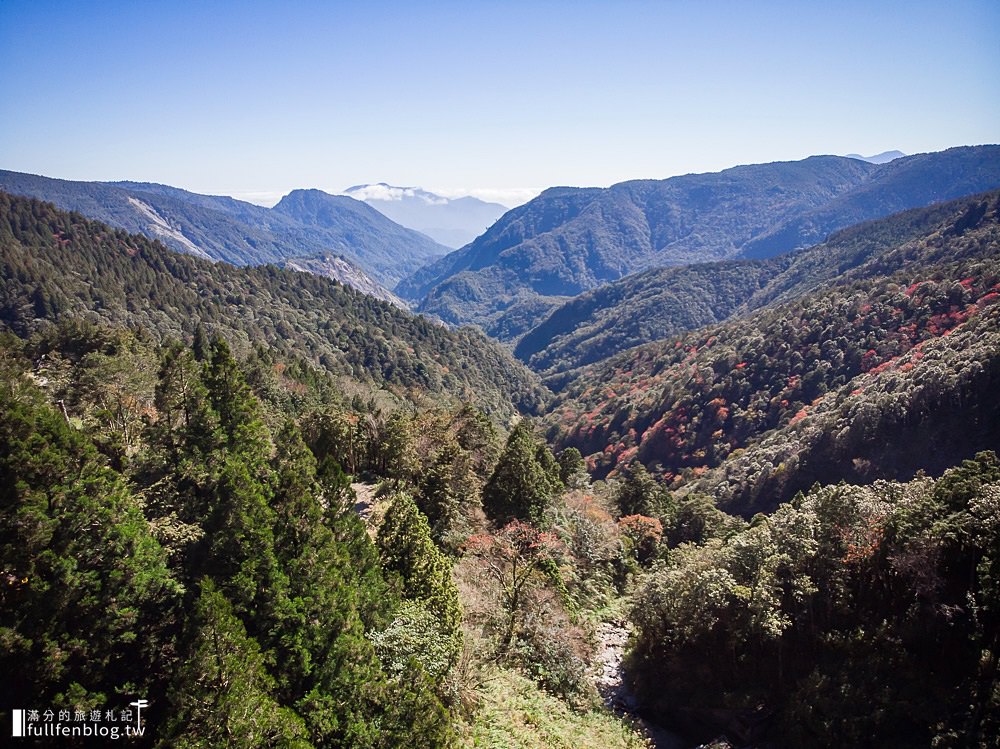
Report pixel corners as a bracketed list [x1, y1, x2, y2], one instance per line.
[377, 492, 463, 668]
[482, 420, 562, 525]
[160, 580, 311, 749]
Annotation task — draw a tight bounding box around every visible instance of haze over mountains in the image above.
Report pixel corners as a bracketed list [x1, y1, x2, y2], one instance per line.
[400, 146, 1000, 338]
[344, 183, 508, 248]
[845, 149, 906, 164]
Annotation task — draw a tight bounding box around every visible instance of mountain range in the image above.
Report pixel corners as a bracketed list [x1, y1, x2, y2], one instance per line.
[400, 146, 1000, 338]
[344, 183, 507, 248]
[544, 189, 1000, 513]
[4, 151, 1000, 749]
[0, 191, 545, 419]
[0, 171, 449, 294]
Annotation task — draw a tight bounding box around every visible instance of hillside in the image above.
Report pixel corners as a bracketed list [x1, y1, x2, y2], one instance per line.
[270, 188, 447, 284]
[344, 183, 507, 248]
[0, 171, 448, 289]
[0, 192, 546, 420]
[400, 146, 1000, 336]
[544, 190, 1000, 515]
[516, 193, 991, 378]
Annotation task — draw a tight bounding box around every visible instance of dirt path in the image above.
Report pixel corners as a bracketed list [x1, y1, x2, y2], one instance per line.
[593, 620, 686, 749]
[351, 482, 380, 537]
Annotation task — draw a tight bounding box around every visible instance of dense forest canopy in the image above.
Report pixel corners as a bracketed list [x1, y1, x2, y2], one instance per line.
[545, 191, 1000, 514]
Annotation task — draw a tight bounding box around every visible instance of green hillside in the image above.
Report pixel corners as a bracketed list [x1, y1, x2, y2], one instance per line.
[0, 192, 546, 420]
[401, 146, 1000, 336]
[517, 192, 996, 379]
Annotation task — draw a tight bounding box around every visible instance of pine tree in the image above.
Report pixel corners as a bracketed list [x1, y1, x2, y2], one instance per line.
[0, 384, 180, 710]
[376, 492, 463, 669]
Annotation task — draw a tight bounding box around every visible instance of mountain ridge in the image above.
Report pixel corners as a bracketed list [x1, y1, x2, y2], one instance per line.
[0, 190, 546, 420]
[542, 189, 1000, 513]
[0, 170, 449, 293]
[400, 146, 1000, 338]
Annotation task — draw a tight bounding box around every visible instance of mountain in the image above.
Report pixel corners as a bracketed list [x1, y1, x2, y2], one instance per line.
[400, 146, 1000, 337]
[514, 256, 790, 379]
[0, 171, 449, 291]
[515, 191, 985, 379]
[283, 253, 406, 308]
[846, 149, 906, 164]
[0, 191, 547, 420]
[543, 190, 1000, 515]
[269, 188, 447, 285]
[344, 183, 507, 248]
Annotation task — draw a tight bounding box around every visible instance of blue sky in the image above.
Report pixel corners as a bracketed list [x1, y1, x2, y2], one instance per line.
[1, 0, 998, 207]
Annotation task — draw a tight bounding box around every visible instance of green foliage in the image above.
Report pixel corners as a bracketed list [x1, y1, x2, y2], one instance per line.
[612, 462, 671, 519]
[161, 580, 311, 749]
[0, 191, 549, 420]
[1, 334, 459, 747]
[463, 668, 648, 749]
[547, 190, 1000, 513]
[377, 493, 462, 663]
[0, 381, 181, 709]
[483, 421, 563, 525]
[628, 455, 1000, 746]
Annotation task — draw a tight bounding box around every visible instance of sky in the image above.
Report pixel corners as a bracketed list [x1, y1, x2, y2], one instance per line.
[1, 0, 998, 208]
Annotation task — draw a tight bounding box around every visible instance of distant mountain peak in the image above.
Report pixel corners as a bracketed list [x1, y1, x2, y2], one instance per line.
[845, 150, 906, 164]
[343, 183, 508, 248]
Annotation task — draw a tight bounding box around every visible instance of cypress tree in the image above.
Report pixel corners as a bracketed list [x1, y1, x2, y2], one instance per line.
[482, 420, 562, 525]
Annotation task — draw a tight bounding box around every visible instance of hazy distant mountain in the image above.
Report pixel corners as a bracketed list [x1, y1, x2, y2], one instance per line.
[846, 150, 906, 164]
[0, 171, 449, 292]
[344, 183, 507, 248]
[399, 146, 1000, 337]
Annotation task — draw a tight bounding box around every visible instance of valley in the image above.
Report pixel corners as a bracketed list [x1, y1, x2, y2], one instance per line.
[2, 145, 999, 748]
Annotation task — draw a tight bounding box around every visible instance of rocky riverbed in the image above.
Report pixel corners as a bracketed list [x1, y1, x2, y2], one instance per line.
[593, 621, 687, 749]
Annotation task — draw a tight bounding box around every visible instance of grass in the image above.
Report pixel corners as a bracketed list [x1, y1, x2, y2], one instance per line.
[463, 668, 650, 749]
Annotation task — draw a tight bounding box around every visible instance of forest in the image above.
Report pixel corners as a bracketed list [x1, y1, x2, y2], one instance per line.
[2, 189, 999, 747]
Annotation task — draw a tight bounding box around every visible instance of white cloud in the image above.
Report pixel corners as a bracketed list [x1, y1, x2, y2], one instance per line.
[226, 190, 286, 207]
[344, 184, 453, 205]
[427, 187, 543, 209]
[346, 184, 415, 202]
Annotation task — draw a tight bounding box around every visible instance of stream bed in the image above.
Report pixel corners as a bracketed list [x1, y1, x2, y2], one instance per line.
[593, 620, 688, 749]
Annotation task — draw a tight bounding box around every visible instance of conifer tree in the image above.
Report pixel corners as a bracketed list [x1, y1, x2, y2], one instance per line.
[161, 580, 311, 749]
[0, 385, 180, 710]
[482, 420, 562, 525]
[376, 492, 463, 668]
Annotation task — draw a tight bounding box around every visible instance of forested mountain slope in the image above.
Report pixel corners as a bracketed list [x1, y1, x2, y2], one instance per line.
[517, 192, 996, 377]
[401, 146, 1000, 336]
[0, 171, 448, 289]
[0, 192, 546, 419]
[545, 190, 1000, 514]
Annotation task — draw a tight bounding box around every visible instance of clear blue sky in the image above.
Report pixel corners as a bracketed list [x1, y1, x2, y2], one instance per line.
[1, 0, 998, 206]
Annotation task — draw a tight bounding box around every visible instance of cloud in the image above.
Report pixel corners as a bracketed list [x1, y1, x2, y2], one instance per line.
[226, 190, 286, 207]
[427, 187, 543, 209]
[346, 184, 415, 202]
